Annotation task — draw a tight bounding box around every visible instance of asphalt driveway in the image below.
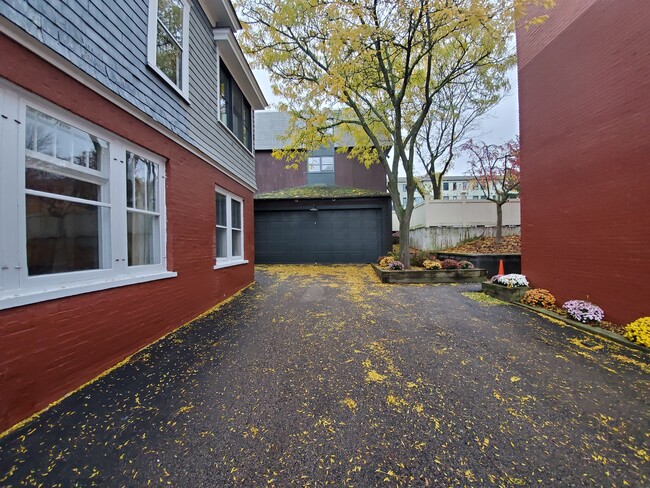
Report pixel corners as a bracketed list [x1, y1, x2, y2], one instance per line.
[0, 265, 648, 486]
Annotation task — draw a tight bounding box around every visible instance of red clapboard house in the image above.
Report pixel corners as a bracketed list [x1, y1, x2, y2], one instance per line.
[0, 0, 266, 433]
[516, 0, 650, 325]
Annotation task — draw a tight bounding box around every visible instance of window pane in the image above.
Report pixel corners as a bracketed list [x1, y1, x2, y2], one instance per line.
[147, 162, 158, 212]
[55, 127, 72, 162]
[307, 157, 320, 173]
[220, 70, 230, 126]
[26, 168, 100, 201]
[128, 212, 160, 266]
[127, 153, 158, 211]
[156, 24, 182, 87]
[216, 227, 227, 258]
[216, 193, 227, 226]
[231, 199, 241, 229]
[73, 131, 105, 170]
[26, 194, 108, 275]
[26, 107, 107, 172]
[157, 0, 184, 45]
[232, 229, 242, 257]
[321, 156, 334, 172]
[126, 153, 134, 208]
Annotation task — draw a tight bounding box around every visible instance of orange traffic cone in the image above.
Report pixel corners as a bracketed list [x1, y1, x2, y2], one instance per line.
[498, 259, 505, 275]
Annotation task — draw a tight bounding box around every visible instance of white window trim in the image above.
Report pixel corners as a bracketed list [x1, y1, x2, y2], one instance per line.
[0, 84, 175, 311]
[147, 0, 191, 101]
[214, 187, 248, 269]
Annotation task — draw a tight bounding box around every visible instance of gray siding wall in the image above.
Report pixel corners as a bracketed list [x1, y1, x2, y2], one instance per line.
[188, 7, 256, 185]
[1, 0, 256, 188]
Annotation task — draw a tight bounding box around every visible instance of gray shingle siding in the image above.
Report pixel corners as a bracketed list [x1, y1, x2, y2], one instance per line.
[1, 0, 257, 188]
[187, 6, 256, 185]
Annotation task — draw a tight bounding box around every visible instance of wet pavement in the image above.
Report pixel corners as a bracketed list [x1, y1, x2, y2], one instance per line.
[0, 265, 648, 486]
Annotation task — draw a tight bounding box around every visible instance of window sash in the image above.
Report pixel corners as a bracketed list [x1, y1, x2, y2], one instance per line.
[219, 64, 252, 151]
[215, 190, 244, 263]
[147, 0, 190, 97]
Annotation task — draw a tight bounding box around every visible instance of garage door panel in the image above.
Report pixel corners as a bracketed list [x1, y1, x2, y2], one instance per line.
[255, 208, 383, 263]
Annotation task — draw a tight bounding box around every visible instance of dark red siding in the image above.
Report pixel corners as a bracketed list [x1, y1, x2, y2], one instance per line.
[0, 35, 255, 432]
[255, 151, 386, 193]
[334, 153, 386, 191]
[516, 0, 650, 325]
[255, 151, 307, 193]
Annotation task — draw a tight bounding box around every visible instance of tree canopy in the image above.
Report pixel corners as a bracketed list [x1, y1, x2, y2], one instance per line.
[237, 0, 552, 265]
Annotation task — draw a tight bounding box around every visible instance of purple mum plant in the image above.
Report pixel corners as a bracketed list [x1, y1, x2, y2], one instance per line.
[457, 260, 475, 269]
[562, 300, 604, 324]
[388, 261, 404, 270]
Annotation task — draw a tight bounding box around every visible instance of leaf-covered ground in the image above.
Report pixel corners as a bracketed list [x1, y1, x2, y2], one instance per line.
[0, 265, 648, 486]
[441, 236, 521, 254]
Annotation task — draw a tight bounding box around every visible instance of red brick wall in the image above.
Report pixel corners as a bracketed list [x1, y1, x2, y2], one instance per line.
[0, 35, 255, 432]
[517, 0, 650, 325]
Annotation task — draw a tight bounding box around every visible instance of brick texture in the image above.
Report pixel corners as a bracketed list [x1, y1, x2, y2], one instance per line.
[516, 0, 650, 325]
[0, 35, 255, 432]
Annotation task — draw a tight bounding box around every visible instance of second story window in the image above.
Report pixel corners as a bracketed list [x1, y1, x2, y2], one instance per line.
[307, 156, 334, 173]
[220, 64, 252, 150]
[148, 0, 190, 97]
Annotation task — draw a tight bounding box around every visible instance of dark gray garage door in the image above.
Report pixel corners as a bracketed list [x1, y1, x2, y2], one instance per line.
[255, 208, 383, 263]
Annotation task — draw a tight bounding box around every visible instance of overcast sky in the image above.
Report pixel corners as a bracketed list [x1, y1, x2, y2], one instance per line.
[253, 67, 520, 176]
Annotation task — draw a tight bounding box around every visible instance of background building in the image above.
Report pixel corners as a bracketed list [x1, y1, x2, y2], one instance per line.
[253, 111, 392, 263]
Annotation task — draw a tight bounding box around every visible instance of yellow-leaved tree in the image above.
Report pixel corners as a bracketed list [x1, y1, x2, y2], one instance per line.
[237, 0, 553, 267]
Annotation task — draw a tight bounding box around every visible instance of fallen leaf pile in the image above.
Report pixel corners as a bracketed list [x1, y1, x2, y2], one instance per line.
[441, 236, 521, 254]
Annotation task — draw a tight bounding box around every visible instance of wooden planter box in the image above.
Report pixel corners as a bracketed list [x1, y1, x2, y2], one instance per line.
[372, 264, 487, 284]
[481, 281, 530, 302]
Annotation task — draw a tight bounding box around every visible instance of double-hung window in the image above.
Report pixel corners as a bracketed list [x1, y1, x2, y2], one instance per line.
[0, 83, 173, 310]
[215, 189, 246, 268]
[220, 64, 252, 150]
[148, 0, 190, 97]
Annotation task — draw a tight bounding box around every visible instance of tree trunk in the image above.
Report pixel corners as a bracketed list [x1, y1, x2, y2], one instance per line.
[398, 210, 412, 269]
[496, 202, 504, 244]
[429, 174, 442, 200]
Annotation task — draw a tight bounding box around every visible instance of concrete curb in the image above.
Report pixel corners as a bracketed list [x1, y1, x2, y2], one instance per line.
[515, 302, 649, 355]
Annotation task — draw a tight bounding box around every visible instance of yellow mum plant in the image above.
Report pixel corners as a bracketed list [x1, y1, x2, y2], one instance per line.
[379, 256, 395, 268]
[624, 317, 650, 348]
[423, 259, 442, 270]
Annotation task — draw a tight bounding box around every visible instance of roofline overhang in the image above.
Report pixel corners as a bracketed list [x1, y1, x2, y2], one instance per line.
[199, 0, 241, 31]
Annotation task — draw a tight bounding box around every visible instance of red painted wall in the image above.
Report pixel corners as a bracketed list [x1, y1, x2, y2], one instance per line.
[517, 0, 650, 325]
[0, 35, 255, 432]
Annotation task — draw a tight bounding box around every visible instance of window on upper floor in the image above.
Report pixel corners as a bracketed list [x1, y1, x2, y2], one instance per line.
[0, 84, 173, 310]
[220, 64, 252, 151]
[452, 182, 457, 191]
[443, 182, 449, 191]
[307, 156, 334, 173]
[147, 0, 190, 98]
